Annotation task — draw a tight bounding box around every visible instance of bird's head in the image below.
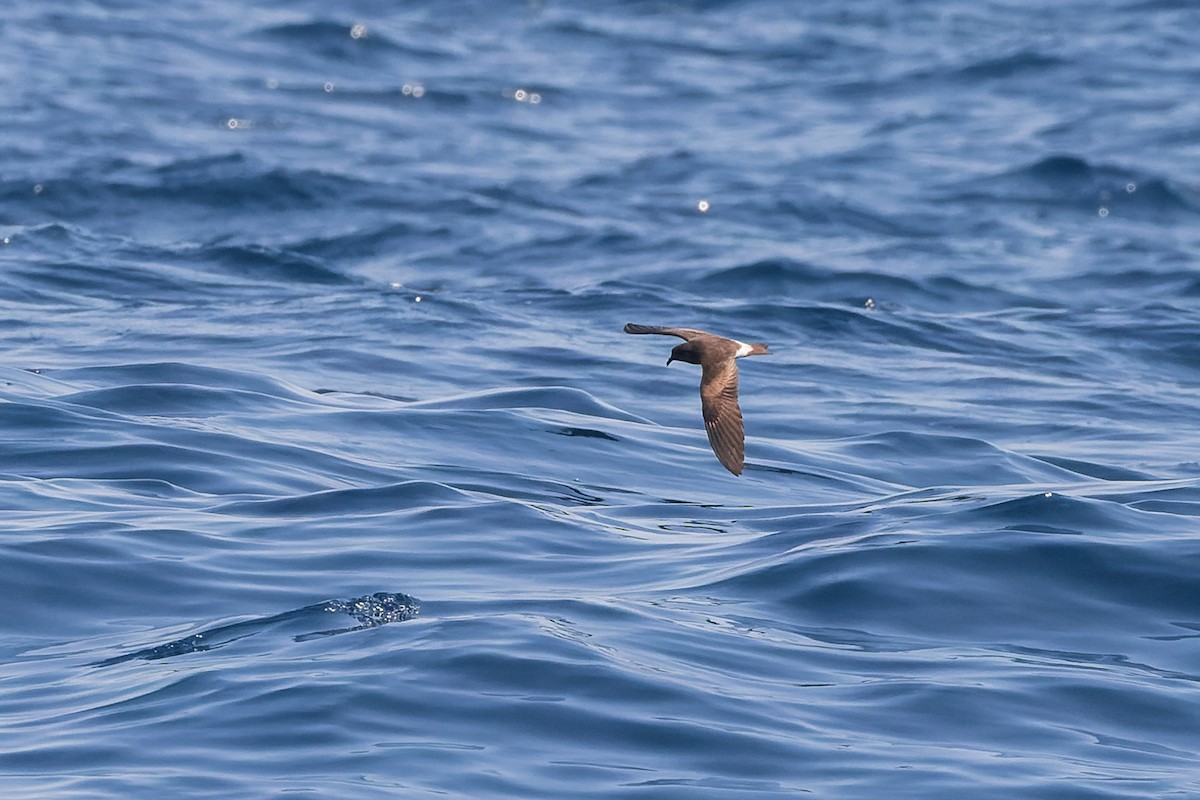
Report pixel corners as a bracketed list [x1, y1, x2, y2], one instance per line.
[667, 342, 701, 366]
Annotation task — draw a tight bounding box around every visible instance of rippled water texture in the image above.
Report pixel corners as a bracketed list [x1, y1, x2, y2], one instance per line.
[2, 1, 1199, 798]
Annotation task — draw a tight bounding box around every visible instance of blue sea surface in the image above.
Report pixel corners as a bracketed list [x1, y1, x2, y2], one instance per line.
[2, 1, 1200, 797]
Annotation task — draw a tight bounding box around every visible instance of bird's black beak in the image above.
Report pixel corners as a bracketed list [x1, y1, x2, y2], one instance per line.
[666, 356, 675, 366]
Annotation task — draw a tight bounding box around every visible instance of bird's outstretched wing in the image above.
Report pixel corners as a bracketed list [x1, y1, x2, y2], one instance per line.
[699, 360, 745, 475]
[624, 323, 710, 341]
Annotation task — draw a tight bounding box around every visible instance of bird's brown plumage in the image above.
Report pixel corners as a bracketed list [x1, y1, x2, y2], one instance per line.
[624, 323, 768, 475]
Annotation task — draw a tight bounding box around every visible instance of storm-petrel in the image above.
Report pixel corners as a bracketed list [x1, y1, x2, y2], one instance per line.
[624, 323, 769, 475]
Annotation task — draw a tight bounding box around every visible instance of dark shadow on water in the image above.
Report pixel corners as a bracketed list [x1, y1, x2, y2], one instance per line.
[551, 425, 620, 441]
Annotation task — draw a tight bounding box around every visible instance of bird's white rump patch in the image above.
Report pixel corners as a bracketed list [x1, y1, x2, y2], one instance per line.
[734, 340, 754, 357]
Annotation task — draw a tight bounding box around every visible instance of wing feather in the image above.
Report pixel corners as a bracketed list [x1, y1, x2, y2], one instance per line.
[699, 360, 744, 475]
[624, 323, 710, 341]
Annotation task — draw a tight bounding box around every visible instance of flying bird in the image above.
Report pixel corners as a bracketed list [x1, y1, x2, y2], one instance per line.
[624, 323, 769, 475]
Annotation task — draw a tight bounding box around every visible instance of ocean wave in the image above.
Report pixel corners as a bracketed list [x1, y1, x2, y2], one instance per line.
[944, 154, 1200, 217]
[5, 0, 1200, 797]
[93, 592, 420, 666]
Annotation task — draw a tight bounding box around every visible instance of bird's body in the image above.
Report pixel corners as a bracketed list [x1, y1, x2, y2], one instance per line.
[624, 323, 769, 475]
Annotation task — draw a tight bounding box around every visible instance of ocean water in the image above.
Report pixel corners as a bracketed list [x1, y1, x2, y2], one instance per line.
[2, 0, 1200, 797]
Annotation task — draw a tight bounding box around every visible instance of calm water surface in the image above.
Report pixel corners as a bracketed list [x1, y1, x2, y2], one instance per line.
[2, 1, 1200, 797]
